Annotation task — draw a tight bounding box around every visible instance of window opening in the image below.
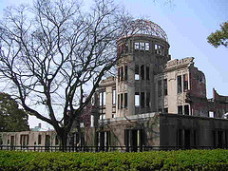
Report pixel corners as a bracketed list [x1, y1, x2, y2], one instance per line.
[118, 68, 120, 82]
[55, 136, 59, 145]
[118, 94, 120, 109]
[183, 74, 188, 91]
[155, 44, 164, 55]
[178, 106, 183, 114]
[124, 93, 128, 108]
[145, 43, 149, 50]
[135, 65, 140, 80]
[112, 114, 116, 118]
[121, 67, 124, 81]
[38, 135, 41, 145]
[184, 105, 189, 115]
[103, 92, 106, 106]
[164, 79, 168, 95]
[125, 66, 128, 80]
[135, 92, 140, 107]
[141, 92, 145, 108]
[155, 44, 158, 50]
[209, 111, 214, 118]
[121, 93, 123, 108]
[158, 80, 162, 97]
[99, 92, 103, 106]
[112, 89, 116, 105]
[146, 66, 150, 80]
[99, 92, 106, 107]
[134, 42, 150, 51]
[134, 42, 140, 50]
[141, 65, 144, 80]
[20, 135, 29, 147]
[177, 75, 182, 93]
[140, 42, 145, 50]
[146, 92, 150, 108]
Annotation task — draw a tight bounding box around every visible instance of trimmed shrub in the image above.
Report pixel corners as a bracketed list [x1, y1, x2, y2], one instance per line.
[0, 150, 228, 170]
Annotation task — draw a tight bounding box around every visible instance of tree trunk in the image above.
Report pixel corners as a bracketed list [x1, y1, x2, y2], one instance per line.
[58, 131, 68, 152]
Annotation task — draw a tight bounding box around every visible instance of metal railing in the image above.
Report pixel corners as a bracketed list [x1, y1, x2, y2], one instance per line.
[0, 145, 227, 152]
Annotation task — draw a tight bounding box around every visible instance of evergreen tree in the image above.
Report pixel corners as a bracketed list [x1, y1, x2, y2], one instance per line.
[0, 93, 29, 132]
[207, 22, 228, 48]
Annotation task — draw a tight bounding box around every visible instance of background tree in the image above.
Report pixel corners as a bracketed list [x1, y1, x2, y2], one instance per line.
[0, 93, 29, 132]
[207, 22, 228, 48]
[0, 0, 131, 149]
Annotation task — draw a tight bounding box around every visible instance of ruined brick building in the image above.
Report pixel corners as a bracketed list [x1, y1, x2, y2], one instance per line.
[1, 20, 228, 151]
[88, 19, 228, 151]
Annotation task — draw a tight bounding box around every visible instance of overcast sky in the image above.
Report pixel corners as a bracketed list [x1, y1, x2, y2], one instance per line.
[0, 0, 228, 128]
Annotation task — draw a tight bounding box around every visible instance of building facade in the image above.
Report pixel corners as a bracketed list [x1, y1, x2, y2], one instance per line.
[96, 19, 228, 120]
[1, 20, 228, 151]
[92, 19, 228, 150]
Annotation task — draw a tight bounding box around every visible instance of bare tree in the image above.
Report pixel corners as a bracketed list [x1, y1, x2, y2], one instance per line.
[0, 0, 131, 149]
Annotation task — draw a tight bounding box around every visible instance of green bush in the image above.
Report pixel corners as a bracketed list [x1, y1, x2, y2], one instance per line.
[0, 150, 228, 171]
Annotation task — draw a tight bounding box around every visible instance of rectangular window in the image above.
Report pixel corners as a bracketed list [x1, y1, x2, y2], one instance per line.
[178, 106, 183, 114]
[135, 92, 140, 107]
[155, 44, 158, 50]
[209, 111, 214, 118]
[177, 75, 182, 93]
[146, 92, 150, 108]
[38, 135, 41, 145]
[20, 135, 29, 146]
[141, 92, 145, 108]
[145, 43, 149, 51]
[160, 46, 164, 55]
[184, 105, 189, 115]
[135, 65, 140, 80]
[121, 93, 123, 108]
[99, 92, 103, 106]
[183, 74, 188, 91]
[164, 79, 168, 95]
[141, 65, 144, 80]
[118, 94, 120, 109]
[158, 80, 162, 97]
[140, 42, 145, 50]
[134, 42, 149, 51]
[55, 136, 59, 145]
[91, 115, 94, 127]
[164, 108, 168, 113]
[146, 66, 150, 80]
[121, 67, 124, 81]
[125, 66, 128, 80]
[124, 93, 128, 108]
[112, 89, 116, 105]
[134, 42, 140, 50]
[118, 68, 120, 82]
[103, 92, 106, 106]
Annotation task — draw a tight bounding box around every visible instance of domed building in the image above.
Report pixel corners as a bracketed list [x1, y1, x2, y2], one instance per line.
[96, 19, 210, 120]
[1, 20, 228, 152]
[91, 19, 228, 151]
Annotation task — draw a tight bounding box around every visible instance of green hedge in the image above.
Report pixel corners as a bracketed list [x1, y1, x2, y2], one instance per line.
[0, 150, 228, 170]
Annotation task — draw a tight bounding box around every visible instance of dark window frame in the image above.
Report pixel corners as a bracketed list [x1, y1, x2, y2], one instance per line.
[177, 75, 182, 93]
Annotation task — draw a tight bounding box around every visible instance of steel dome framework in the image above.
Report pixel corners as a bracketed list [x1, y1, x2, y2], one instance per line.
[125, 19, 168, 42]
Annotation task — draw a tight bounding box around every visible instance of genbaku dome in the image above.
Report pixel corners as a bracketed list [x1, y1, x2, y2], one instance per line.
[92, 19, 228, 151]
[1, 20, 228, 151]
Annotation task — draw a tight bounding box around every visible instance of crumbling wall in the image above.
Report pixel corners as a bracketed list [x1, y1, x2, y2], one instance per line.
[188, 66, 208, 117]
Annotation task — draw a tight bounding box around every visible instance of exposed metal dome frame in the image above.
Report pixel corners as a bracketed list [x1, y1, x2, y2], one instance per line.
[126, 19, 168, 42]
